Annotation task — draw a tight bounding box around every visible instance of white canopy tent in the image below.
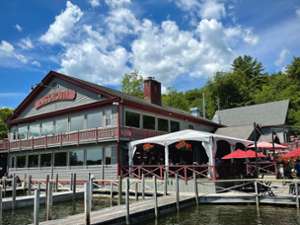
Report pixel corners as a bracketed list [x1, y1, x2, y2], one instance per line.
[128, 129, 253, 175]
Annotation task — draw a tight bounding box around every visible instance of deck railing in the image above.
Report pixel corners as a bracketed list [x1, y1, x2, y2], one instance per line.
[0, 127, 166, 152]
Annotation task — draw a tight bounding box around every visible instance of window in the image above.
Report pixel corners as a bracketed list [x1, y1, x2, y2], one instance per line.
[11, 127, 18, 140]
[41, 120, 54, 136]
[125, 111, 140, 128]
[143, 115, 155, 130]
[28, 155, 39, 167]
[29, 123, 40, 137]
[16, 155, 26, 168]
[70, 114, 84, 131]
[69, 150, 84, 166]
[104, 146, 117, 165]
[54, 152, 67, 166]
[158, 118, 169, 132]
[55, 117, 68, 133]
[18, 125, 28, 139]
[104, 109, 112, 126]
[87, 111, 102, 129]
[40, 153, 52, 167]
[11, 156, 16, 168]
[86, 148, 102, 165]
[170, 121, 180, 132]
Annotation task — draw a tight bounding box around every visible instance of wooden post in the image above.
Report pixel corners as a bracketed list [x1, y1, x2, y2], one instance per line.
[12, 174, 16, 210]
[0, 186, 2, 221]
[89, 178, 93, 211]
[135, 182, 138, 201]
[45, 174, 49, 208]
[295, 181, 299, 209]
[55, 173, 58, 192]
[125, 177, 130, 225]
[84, 182, 90, 225]
[33, 189, 40, 225]
[110, 181, 114, 206]
[141, 174, 145, 200]
[3, 177, 6, 198]
[28, 175, 32, 195]
[118, 176, 123, 205]
[164, 170, 168, 196]
[153, 176, 158, 218]
[193, 172, 199, 205]
[175, 173, 180, 212]
[73, 173, 77, 200]
[46, 182, 53, 220]
[70, 173, 73, 191]
[254, 180, 259, 208]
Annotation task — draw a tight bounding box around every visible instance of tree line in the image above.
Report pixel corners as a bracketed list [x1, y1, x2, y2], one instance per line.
[122, 55, 300, 130]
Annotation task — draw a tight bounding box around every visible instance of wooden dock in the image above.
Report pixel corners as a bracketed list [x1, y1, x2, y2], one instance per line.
[35, 194, 195, 225]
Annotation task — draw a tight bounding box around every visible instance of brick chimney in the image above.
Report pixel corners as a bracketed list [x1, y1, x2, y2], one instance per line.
[143, 77, 162, 105]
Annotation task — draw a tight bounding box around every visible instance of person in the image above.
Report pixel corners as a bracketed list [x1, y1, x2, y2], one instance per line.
[278, 164, 284, 179]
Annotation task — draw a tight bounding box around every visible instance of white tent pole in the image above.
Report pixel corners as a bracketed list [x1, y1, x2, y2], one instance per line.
[164, 145, 169, 168]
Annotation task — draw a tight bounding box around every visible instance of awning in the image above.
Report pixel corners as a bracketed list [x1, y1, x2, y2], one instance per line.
[222, 149, 266, 159]
[282, 148, 300, 159]
[248, 141, 287, 149]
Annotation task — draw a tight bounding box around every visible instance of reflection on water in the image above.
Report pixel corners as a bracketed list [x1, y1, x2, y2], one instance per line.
[146, 205, 300, 225]
[2, 197, 115, 225]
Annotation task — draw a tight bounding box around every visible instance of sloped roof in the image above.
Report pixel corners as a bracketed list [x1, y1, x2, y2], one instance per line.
[215, 125, 254, 140]
[212, 100, 289, 126]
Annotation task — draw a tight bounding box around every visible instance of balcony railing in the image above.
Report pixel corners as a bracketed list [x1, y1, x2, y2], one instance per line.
[0, 127, 166, 152]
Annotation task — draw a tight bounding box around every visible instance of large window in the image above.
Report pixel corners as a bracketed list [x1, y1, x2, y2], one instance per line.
[18, 125, 28, 139]
[125, 111, 140, 128]
[86, 148, 102, 165]
[104, 109, 112, 127]
[11, 127, 18, 140]
[70, 114, 84, 131]
[105, 146, 117, 165]
[41, 120, 54, 136]
[170, 121, 180, 132]
[28, 155, 39, 167]
[54, 152, 67, 166]
[69, 150, 84, 166]
[143, 115, 155, 130]
[16, 155, 26, 168]
[29, 123, 40, 137]
[87, 111, 102, 129]
[40, 153, 52, 167]
[158, 118, 169, 132]
[11, 156, 15, 168]
[55, 117, 68, 133]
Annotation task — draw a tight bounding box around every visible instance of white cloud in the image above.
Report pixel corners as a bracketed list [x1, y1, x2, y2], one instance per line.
[200, 0, 225, 19]
[275, 48, 290, 67]
[15, 24, 23, 32]
[0, 40, 28, 65]
[225, 26, 259, 45]
[18, 37, 34, 50]
[40, 1, 83, 45]
[0, 40, 14, 54]
[89, 0, 101, 7]
[105, 0, 131, 8]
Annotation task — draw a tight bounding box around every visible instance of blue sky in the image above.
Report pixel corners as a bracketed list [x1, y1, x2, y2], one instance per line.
[0, 0, 300, 108]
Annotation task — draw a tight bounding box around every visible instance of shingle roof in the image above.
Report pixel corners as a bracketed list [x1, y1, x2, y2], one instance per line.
[212, 100, 289, 126]
[215, 125, 254, 140]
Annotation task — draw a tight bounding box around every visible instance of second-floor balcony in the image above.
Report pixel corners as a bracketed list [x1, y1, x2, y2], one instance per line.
[0, 127, 166, 152]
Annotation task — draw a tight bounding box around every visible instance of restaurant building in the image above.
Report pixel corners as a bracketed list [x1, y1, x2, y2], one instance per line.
[0, 71, 221, 179]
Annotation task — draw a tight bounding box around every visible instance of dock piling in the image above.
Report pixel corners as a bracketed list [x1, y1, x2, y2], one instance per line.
[46, 182, 53, 220]
[12, 174, 16, 210]
[3, 177, 6, 198]
[70, 173, 73, 191]
[193, 172, 199, 205]
[164, 170, 168, 196]
[125, 177, 130, 225]
[28, 175, 32, 195]
[153, 176, 158, 218]
[55, 173, 58, 192]
[45, 174, 49, 208]
[89, 177, 93, 211]
[295, 181, 299, 209]
[33, 189, 40, 225]
[84, 182, 91, 225]
[254, 180, 259, 208]
[135, 181, 139, 201]
[118, 176, 123, 205]
[175, 173, 180, 212]
[73, 173, 77, 201]
[141, 174, 145, 200]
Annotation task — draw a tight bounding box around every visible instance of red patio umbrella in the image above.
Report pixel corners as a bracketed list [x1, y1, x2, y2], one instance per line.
[282, 148, 300, 159]
[248, 141, 287, 149]
[222, 149, 266, 159]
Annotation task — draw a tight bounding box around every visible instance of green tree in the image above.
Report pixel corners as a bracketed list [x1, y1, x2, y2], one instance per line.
[0, 108, 13, 139]
[286, 57, 300, 80]
[162, 88, 189, 111]
[121, 71, 144, 98]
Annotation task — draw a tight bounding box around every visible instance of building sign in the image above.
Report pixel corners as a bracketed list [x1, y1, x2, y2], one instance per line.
[35, 89, 76, 109]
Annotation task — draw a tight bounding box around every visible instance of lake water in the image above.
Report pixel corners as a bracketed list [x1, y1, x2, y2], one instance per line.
[145, 205, 300, 225]
[2, 196, 116, 225]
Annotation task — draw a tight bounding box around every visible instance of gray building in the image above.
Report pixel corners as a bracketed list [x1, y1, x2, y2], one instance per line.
[213, 100, 290, 143]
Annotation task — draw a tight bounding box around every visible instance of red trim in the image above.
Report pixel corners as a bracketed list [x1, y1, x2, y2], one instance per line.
[123, 99, 221, 128]
[8, 98, 117, 126]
